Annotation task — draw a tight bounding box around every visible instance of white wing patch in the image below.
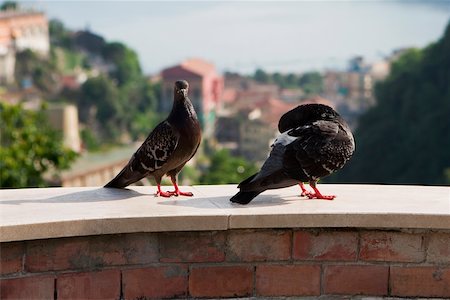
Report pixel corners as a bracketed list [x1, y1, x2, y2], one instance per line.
[273, 131, 297, 147]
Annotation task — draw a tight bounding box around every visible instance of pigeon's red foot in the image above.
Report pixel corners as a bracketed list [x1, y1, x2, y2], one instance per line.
[307, 183, 336, 200]
[307, 193, 336, 200]
[301, 191, 311, 197]
[156, 185, 175, 197]
[168, 180, 194, 197]
[156, 190, 173, 197]
[299, 182, 312, 197]
[173, 191, 194, 197]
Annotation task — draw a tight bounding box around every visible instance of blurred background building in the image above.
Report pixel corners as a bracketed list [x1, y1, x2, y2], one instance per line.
[160, 58, 223, 137]
[0, 9, 49, 84]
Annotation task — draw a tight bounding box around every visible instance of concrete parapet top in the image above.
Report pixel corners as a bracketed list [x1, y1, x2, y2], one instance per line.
[0, 184, 449, 242]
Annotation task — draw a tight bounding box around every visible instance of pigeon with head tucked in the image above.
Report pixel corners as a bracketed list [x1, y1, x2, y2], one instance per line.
[230, 103, 354, 205]
[105, 80, 201, 197]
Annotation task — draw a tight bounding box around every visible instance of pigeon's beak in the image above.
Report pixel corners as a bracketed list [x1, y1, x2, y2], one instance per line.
[178, 88, 187, 97]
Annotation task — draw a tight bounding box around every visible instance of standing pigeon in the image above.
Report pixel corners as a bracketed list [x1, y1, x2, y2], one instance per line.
[105, 80, 201, 197]
[230, 103, 355, 204]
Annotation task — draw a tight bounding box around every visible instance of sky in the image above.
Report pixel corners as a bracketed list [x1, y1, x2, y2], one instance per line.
[16, 1, 450, 74]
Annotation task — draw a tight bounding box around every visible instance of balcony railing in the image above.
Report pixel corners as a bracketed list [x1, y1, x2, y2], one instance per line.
[1, 184, 449, 299]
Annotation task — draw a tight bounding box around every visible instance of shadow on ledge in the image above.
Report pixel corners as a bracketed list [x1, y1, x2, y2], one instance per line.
[157, 194, 298, 209]
[0, 188, 145, 205]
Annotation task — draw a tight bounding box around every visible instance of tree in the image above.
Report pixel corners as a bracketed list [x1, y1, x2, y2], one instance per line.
[120, 79, 160, 139]
[285, 73, 298, 87]
[253, 68, 270, 84]
[49, 19, 73, 49]
[330, 21, 450, 185]
[298, 71, 323, 95]
[272, 72, 285, 88]
[0, 103, 77, 188]
[102, 42, 142, 86]
[15, 50, 60, 94]
[0, 1, 17, 11]
[79, 76, 123, 140]
[199, 149, 259, 184]
[15, 17, 160, 147]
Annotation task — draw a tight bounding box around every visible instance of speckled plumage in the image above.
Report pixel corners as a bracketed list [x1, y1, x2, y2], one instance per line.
[105, 80, 201, 197]
[231, 103, 355, 204]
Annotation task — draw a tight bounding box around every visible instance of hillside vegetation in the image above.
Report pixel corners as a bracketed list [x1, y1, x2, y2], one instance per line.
[331, 22, 450, 185]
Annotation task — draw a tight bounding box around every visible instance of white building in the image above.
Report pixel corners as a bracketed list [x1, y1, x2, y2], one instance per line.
[0, 10, 50, 84]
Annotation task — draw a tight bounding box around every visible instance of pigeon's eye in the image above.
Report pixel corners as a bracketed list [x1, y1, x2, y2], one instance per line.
[321, 113, 327, 118]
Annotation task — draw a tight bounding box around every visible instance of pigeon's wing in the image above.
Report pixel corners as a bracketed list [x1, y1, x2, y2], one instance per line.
[133, 120, 180, 173]
[283, 120, 340, 180]
[105, 121, 179, 188]
[238, 131, 299, 192]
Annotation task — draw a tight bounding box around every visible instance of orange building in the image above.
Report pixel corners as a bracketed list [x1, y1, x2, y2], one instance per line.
[0, 10, 49, 84]
[160, 58, 223, 137]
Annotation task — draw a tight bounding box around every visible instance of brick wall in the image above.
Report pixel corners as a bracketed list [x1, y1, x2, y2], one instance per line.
[1, 228, 449, 299]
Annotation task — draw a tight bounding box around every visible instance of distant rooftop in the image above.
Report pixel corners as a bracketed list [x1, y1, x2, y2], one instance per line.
[0, 10, 45, 20]
[181, 58, 217, 76]
[162, 58, 218, 78]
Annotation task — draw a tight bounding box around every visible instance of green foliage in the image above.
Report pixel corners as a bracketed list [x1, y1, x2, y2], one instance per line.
[129, 110, 163, 140]
[73, 31, 105, 55]
[0, 1, 17, 10]
[121, 79, 160, 138]
[60, 49, 85, 71]
[102, 42, 142, 86]
[79, 76, 160, 142]
[80, 128, 100, 151]
[15, 50, 59, 94]
[331, 22, 450, 185]
[254, 68, 270, 84]
[298, 72, 323, 95]
[79, 76, 123, 140]
[49, 19, 73, 49]
[252, 69, 323, 95]
[445, 168, 450, 184]
[179, 165, 201, 185]
[0, 103, 77, 188]
[199, 149, 259, 184]
[8, 18, 161, 150]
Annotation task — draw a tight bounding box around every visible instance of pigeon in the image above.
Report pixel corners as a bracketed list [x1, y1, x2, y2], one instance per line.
[230, 103, 355, 204]
[105, 80, 201, 197]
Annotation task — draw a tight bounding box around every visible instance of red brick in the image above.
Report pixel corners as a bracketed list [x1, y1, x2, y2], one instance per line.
[293, 230, 357, 261]
[189, 265, 253, 298]
[123, 265, 187, 299]
[0, 275, 54, 299]
[26, 233, 158, 272]
[391, 266, 450, 298]
[57, 270, 120, 299]
[26, 237, 90, 272]
[256, 265, 320, 296]
[0, 242, 24, 275]
[324, 265, 388, 295]
[360, 231, 425, 262]
[89, 233, 158, 266]
[227, 230, 291, 262]
[159, 231, 225, 262]
[427, 232, 450, 263]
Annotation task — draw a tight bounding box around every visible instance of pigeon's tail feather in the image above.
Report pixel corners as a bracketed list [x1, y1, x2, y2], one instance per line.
[230, 190, 262, 205]
[237, 172, 258, 188]
[104, 176, 129, 189]
[104, 165, 144, 189]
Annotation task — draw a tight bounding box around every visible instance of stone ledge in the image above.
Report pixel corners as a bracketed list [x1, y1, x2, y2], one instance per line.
[0, 184, 449, 242]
